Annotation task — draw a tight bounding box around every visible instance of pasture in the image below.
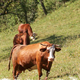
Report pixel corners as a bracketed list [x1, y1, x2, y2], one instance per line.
[0, 0, 80, 80]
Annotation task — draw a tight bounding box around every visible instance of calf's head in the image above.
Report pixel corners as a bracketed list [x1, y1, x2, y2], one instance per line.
[30, 32, 37, 41]
[39, 42, 61, 62]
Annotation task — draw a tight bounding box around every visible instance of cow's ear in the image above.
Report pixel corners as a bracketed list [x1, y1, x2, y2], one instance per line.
[55, 47, 61, 52]
[39, 43, 47, 52]
[55, 45, 61, 52]
[40, 48, 46, 52]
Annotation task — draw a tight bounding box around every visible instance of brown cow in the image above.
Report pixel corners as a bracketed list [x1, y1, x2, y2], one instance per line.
[18, 23, 37, 41]
[13, 32, 30, 46]
[8, 41, 61, 80]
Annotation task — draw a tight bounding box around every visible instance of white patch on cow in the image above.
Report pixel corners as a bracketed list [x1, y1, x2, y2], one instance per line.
[47, 47, 50, 50]
[30, 36, 35, 41]
[48, 45, 55, 61]
[48, 48, 54, 61]
[30, 36, 34, 39]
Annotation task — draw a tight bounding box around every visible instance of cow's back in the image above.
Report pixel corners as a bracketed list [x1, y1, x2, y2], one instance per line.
[17, 44, 39, 62]
[12, 44, 39, 68]
[18, 24, 30, 33]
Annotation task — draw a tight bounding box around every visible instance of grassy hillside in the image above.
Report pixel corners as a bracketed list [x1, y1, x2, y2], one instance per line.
[0, 0, 80, 80]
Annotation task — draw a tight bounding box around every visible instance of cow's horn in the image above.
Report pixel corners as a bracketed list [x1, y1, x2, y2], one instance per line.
[55, 45, 60, 47]
[40, 43, 47, 46]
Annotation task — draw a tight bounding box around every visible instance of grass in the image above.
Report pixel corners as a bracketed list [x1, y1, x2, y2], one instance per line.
[0, 0, 80, 80]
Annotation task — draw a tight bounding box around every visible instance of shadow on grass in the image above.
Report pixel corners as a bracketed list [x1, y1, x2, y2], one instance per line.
[32, 34, 80, 46]
[48, 73, 78, 79]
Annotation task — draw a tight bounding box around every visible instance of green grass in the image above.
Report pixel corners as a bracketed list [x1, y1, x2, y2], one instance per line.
[0, 0, 80, 80]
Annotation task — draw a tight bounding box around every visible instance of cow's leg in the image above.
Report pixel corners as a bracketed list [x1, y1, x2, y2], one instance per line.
[36, 53, 42, 80]
[45, 71, 50, 80]
[45, 62, 52, 80]
[16, 70, 22, 77]
[36, 60, 42, 80]
[13, 65, 17, 80]
[37, 64, 42, 80]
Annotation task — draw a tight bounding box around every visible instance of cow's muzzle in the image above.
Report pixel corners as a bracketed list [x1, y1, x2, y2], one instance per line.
[30, 36, 35, 41]
[48, 57, 54, 62]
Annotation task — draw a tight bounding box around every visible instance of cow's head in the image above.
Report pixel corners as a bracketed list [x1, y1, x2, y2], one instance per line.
[39, 41, 61, 62]
[30, 32, 37, 41]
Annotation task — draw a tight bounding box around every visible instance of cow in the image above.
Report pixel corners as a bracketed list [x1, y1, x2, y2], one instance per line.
[18, 23, 37, 41]
[13, 32, 30, 46]
[8, 41, 61, 80]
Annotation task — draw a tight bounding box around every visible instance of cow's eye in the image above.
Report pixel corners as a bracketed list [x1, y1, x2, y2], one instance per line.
[47, 50, 50, 53]
[40, 48, 46, 52]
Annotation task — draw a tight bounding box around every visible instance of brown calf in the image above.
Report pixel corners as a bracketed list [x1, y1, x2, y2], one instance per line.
[13, 32, 30, 46]
[18, 23, 37, 41]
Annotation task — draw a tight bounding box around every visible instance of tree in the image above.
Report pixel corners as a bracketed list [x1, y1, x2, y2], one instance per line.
[39, 0, 47, 15]
[0, 0, 14, 16]
[0, 0, 38, 25]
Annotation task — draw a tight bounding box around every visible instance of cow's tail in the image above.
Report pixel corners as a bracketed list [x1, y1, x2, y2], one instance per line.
[8, 45, 17, 71]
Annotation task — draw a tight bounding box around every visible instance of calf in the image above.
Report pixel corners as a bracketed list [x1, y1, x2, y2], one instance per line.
[13, 32, 30, 46]
[8, 41, 61, 80]
[18, 23, 37, 41]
